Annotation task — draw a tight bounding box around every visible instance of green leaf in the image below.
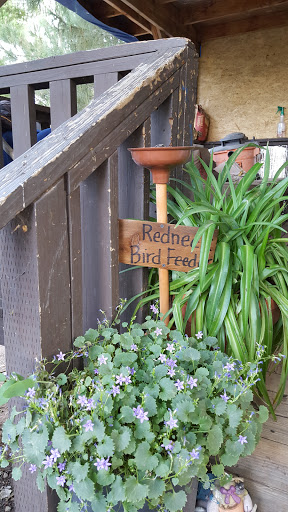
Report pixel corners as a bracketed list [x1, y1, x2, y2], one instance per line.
[56, 373, 67, 386]
[90, 493, 107, 512]
[144, 395, 157, 416]
[155, 462, 170, 478]
[111, 426, 131, 451]
[3, 378, 36, 398]
[211, 463, 225, 477]
[177, 399, 195, 422]
[220, 452, 240, 466]
[227, 403, 243, 428]
[0, 373, 6, 382]
[74, 336, 85, 348]
[58, 501, 81, 512]
[36, 472, 45, 492]
[134, 441, 159, 471]
[0, 460, 9, 468]
[67, 461, 89, 483]
[146, 478, 165, 499]
[91, 416, 105, 442]
[96, 469, 115, 486]
[164, 490, 187, 512]
[179, 347, 201, 362]
[159, 378, 177, 400]
[12, 467, 22, 481]
[73, 477, 95, 501]
[2, 419, 17, 443]
[125, 476, 149, 503]
[212, 398, 227, 416]
[52, 426, 72, 454]
[97, 436, 115, 457]
[120, 406, 134, 423]
[258, 405, 269, 423]
[107, 475, 125, 505]
[207, 425, 223, 455]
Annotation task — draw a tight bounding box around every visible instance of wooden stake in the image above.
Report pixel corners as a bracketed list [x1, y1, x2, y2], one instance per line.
[156, 183, 170, 325]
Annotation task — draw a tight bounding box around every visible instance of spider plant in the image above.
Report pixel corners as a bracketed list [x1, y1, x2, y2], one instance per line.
[129, 146, 288, 415]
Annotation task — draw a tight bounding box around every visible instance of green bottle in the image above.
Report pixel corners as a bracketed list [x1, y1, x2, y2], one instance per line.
[277, 106, 286, 137]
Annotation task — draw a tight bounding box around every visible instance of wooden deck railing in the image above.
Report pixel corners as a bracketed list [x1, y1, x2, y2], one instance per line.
[0, 38, 198, 512]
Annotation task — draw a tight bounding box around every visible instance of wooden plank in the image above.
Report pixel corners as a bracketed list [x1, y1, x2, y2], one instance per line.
[10, 84, 37, 158]
[104, 0, 157, 34]
[119, 219, 218, 271]
[184, 0, 288, 25]
[50, 79, 77, 130]
[0, 37, 189, 79]
[199, 9, 288, 41]
[151, 94, 174, 147]
[66, 181, 83, 341]
[81, 153, 119, 330]
[94, 72, 119, 98]
[0, 45, 186, 229]
[0, 113, 4, 169]
[111, 0, 196, 39]
[118, 120, 151, 322]
[231, 476, 288, 512]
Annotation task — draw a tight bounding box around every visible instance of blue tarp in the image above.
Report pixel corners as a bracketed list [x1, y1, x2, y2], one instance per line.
[56, 0, 138, 43]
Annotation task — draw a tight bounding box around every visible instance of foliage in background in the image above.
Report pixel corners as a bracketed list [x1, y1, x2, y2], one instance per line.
[0, 306, 270, 512]
[130, 146, 288, 416]
[0, 0, 122, 109]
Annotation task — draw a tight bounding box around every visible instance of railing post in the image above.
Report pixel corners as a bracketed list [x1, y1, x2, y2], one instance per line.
[0, 178, 72, 512]
[50, 79, 77, 130]
[10, 84, 37, 158]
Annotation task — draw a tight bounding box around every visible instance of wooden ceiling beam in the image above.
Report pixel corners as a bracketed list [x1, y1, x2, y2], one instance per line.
[198, 9, 288, 41]
[106, 0, 196, 40]
[103, 0, 156, 34]
[184, 0, 288, 25]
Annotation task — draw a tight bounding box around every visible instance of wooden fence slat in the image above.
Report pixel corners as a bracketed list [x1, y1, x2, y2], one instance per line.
[10, 84, 37, 158]
[150, 94, 173, 147]
[66, 180, 83, 341]
[50, 79, 77, 130]
[118, 120, 151, 322]
[81, 152, 119, 330]
[94, 72, 119, 98]
[0, 113, 4, 169]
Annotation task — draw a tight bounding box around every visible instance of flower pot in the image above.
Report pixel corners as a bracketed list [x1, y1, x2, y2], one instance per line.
[218, 501, 244, 512]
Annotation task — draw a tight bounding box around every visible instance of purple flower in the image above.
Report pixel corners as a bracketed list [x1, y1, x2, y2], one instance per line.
[115, 374, 126, 385]
[195, 331, 203, 339]
[165, 416, 178, 429]
[50, 448, 61, 462]
[83, 420, 94, 432]
[130, 343, 138, 351]
[77, 395, 87, 407]
[220, 390, 229, 403]
[98, 354, 108, 365]
[42, 456, 54, 469]
[159, 354, 167, 363]
[29, 464, 37, 473]
[224, 362, 235, 371]
[167, 368, 176, 377]
[150, 304, 159, 315]
[166, 358, 177, 369]
[161, 441, 174, 453]
[174, 380, 184, 391]
[166, 343, 175, 353]
[26, 387, 36, 399]
[187, 377, 198, 389]
[154, 327, 162, 336]
[94, 457, 111, 471]
[133, 405, 149, 423]
[94, 369, 99, 375]
[189, 449, 200, 460]
[124, 376, 132, 385]
[69, 484, 75, 492]
[112, 385, 120, 397]
[56, 475, 66, 487]
[86, 398, 96, 411]
[126, 367, 135, 375]
[238, 435, 248, 445]
[58, 461, 66, 472]
[57, 351, 65, 361]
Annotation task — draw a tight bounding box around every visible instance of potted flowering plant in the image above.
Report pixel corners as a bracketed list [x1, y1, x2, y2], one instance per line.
[0, 305, 273, 512]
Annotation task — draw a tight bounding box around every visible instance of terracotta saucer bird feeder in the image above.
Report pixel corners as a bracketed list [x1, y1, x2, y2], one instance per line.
[128, 146, 193, 324]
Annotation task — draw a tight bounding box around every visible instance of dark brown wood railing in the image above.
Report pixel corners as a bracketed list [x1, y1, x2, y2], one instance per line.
[0, 38, 198, 512]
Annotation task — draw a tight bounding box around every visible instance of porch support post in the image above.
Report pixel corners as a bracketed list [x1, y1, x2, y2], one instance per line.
[0, 177, 72, 512]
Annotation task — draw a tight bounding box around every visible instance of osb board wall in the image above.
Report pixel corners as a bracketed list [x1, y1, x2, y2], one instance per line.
[197, 26, 288, 142]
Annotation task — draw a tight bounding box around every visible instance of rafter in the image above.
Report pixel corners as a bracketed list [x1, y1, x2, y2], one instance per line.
[198, 8, 288, 41]
[105, 0, 196, 40]
[184, 0, 288, 25]
[103, 0, 156, 34]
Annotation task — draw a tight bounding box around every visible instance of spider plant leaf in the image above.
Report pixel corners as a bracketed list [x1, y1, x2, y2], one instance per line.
[199, 223, 217, 291]
[248, 289, 261, 360]
[206, 242, 230, 327]
[195, 291, 208, 334]
[208, 267, 232, 336]
[240, 245, 254, 338]
[224, 303, 248, 362]
[274, 316, 288, 407]
[259, 296, 273, 376]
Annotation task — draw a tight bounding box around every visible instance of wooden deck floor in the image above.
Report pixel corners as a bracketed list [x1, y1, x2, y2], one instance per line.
[230, 365, 288, 511]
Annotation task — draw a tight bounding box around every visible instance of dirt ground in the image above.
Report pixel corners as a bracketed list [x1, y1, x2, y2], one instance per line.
[0, 346, 15, 512]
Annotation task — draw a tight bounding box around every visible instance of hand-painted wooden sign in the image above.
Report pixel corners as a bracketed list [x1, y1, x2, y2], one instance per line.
[119, 219, 218, 272]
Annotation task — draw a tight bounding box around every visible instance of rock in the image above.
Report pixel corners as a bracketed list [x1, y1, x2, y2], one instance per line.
[0, 487, 12, 499]
[5, 506, 11, 511]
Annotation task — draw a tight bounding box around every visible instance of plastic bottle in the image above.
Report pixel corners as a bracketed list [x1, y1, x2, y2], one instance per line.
[276, 106, 286, 137]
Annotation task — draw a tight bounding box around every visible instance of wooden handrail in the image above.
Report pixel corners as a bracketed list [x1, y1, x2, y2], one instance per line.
[0, 42, 188, 230]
